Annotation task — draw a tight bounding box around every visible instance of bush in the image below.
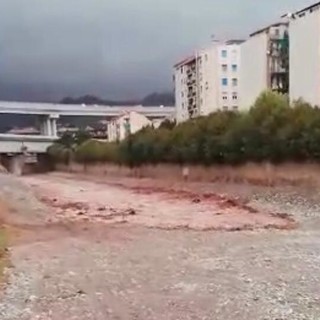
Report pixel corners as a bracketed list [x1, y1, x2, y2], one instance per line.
[48, 143, 73, 165]
[74, 139, 121, 165]
[50, 91, 320, 167]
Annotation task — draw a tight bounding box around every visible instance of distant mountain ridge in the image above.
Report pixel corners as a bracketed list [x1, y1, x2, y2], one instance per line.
[60, 92, 174, 106]
[60, 95, 138, 106]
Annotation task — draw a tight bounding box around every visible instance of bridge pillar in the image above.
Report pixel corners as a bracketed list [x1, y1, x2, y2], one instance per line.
[39, 120, 45, 136]
[8, 154, 25, 176]
[46, 118, 52, 136]
[39, 114, 59, 137]
[51, 118, 57, 137]
[39, 116, 51, 136]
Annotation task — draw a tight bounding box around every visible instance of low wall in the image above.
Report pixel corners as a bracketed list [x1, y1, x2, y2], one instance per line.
[55, 162, 320, 187]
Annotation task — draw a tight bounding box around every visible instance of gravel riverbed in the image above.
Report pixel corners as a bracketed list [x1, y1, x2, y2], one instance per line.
[0, 173, 319, 320]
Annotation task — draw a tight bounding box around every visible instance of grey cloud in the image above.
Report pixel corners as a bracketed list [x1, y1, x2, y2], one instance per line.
[0, 0, 314, 101]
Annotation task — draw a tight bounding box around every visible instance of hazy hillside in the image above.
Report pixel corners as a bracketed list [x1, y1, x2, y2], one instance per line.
[60, 92, 174, 106]
[60, 95, 138, 106]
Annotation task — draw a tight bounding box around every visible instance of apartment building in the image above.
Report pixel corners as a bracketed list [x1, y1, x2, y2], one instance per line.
[240, 22, 289, 108]
[174, 40, 243, 123]
[108, 111, 151, 142]
[288, 2, 320, 106]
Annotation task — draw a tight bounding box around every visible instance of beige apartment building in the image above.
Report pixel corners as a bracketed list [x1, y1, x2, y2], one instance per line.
[239, 21, 289, 109]
[288, 1, 320, 106]
[108, 111, 152, 142]
[174, 40, 243, 123]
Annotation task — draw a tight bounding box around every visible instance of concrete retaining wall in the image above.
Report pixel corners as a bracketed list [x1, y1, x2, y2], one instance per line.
[55, 162, 320, 187]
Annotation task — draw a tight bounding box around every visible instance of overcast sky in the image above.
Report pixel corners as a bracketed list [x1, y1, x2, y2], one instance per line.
[0, 0, 315, 101]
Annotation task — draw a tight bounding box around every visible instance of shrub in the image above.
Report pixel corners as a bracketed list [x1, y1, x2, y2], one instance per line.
[49, 91, 320, 167]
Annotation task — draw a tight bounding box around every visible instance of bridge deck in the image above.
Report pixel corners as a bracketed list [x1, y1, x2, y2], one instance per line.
[0, 101, 175, 117]
[0, 134, 57, 154]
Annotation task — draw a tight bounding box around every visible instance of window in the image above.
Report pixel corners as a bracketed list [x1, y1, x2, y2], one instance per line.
[232, 64, 237, 72]
[223, 106, 228, 111]
[233, 106, 238, 111]
[181, 66, 183, 73]
[181, 92, 184, 98]
[232, 93, 238, 100]
[200, 85, 203, 93]
[274, 28, 280, 36]
[205, 54, 208, 61]
[221, 50, 227, 58]
[200, 98, 203, 106]
[222, 78, 228, 86]
[231, 49, 237, 60]
[205, 81, 209, 90]
[232, 78, 238, 86]
[222, 64, 228, 72]
[182, 103, 185, 109]
[222, 92, 228, 100]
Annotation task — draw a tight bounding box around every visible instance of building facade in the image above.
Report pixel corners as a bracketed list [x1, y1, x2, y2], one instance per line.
[239, 22, 289, 109]
[108, 111, 152, 142]
[289, 2, 320, 106]
[174, 40, 243, 123]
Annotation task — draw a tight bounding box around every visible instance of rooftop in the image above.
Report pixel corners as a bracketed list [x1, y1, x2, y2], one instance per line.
[7, 127, 40, 135]
[250, 21, 288, 37]
[294, 1, 320, 16]
[174, 39, 244, 68]
[174, 55, 196, 69]
[58, 127, 79, 133]
[225, 39, 245, 45]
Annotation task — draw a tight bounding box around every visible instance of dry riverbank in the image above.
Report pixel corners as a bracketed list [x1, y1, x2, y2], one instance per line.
[0, 172, 319, 319]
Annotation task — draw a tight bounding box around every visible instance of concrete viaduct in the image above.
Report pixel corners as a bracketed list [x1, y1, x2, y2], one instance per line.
[0, 101, 175, 174]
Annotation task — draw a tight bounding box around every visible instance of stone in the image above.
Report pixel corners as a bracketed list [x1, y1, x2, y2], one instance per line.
[126, 208, 136, 215]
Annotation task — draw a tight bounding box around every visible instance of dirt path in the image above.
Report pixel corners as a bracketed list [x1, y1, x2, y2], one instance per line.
[0, 173, 320, 319]
[23, 173, 295, 231]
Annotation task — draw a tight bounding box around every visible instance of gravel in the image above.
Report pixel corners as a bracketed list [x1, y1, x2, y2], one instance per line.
[0, 173, 320, 319]
[0, 173, 50, 225]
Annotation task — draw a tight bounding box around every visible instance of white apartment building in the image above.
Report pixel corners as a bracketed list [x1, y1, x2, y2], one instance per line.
[289, 2, 320, 106]
[240, 22, 289, 109]
[108, 111, 151, 142]
[174, 40, 243, 123]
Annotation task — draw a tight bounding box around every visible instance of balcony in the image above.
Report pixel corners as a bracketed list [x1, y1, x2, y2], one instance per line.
[269, 33, 282, 41]
[187, 73, 196, 81]
[187, 101, 195, 107]
[186, 83, 195, 90]
[187, 91, 196, 98]
[187, 79, 196, 86]
[186, 65, 196, 73]
[269, 59, 287, 74]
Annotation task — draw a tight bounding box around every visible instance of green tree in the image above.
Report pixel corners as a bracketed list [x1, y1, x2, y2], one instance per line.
[49, 92, 320, 167]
